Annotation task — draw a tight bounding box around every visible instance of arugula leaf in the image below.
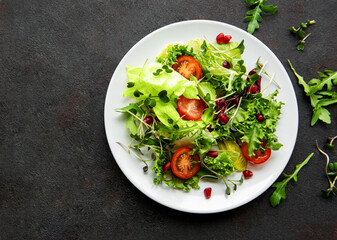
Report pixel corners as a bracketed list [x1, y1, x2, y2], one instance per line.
[269, 153, 313, 207]
[307, 70, 337, 95]
[244, 0, 278, 34]
[288, 60, 337, 126]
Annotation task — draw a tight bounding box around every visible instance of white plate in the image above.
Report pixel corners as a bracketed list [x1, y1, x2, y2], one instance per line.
[104, 20, 298, 213]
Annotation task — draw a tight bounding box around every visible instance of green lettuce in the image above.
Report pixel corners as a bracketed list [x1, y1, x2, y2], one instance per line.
[123, 62, 198, 101]
[233, 90, 283, 156]
[204, 151, 238, 176]
[187, 38, 246, 74]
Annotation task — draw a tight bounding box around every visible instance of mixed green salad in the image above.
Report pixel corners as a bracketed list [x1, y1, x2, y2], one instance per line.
[117, 33, 283, 195]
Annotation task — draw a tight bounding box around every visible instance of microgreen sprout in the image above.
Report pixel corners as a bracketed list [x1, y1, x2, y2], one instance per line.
[325, 135, 337, 151]
[117, 141, 150, 171]
[228, 96, 242, 126]
[261, 72, 275, 95]
[316, 137, 337, 198]
[256, 58, 281, 89]
[158, 90, 170, 103]
[289, 19, 316, 51]
[153, 65, 173, 76]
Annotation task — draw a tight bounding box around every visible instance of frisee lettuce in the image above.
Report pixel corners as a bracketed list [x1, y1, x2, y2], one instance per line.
[204, 151, 238, 177]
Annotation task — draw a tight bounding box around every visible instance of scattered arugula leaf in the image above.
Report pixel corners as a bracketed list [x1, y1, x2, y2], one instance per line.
[269, 153, 313, 207]
[244, 0, 278, 34]
[288, 60, 337, 126]
[289, 20, 316, 51]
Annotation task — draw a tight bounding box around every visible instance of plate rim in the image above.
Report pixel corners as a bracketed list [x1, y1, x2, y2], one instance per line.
[104, 19, 299, 213]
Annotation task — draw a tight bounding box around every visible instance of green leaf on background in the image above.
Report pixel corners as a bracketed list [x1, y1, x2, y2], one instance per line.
[244, 0, 278, 34]
[270, 153, 313, 207]
[288, 60, 337, 126]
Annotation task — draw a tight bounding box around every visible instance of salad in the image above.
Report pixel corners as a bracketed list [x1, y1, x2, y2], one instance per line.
[117, 33, 283, 196]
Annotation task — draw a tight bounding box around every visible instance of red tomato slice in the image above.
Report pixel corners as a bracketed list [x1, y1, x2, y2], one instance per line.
[177, 95, 207, 121]
[171, 147, 201, 179]
[241, 141, 271, 164]
[172, 55, 202, 80]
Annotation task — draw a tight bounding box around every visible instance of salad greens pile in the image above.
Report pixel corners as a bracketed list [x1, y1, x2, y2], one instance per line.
[117, 36, 283, 193]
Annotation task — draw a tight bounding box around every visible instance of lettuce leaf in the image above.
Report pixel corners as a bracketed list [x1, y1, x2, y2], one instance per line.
[123, 62, 198, 101]
[187, 38, 246, 74]
[204, 151, 238, 176]
[232, 90, 283, 156]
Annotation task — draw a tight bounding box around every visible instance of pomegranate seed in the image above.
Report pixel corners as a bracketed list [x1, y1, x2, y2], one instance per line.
[256, 114, 264, 122]
[216, 33, 225, 43]
[216, 98, 227, 111]
[143, 116, 153, 125]
[162, 162, 171, 172]
[222, 61, 231, 69]
[248, 69, 257, 75]
[204, 187, 212, 199]
[206, 151, 218, 158]
[216, 33, 232, 44]
[233, 97, 240, 105]
[218, 113, 229, 124]
[243, 170, 253, 179]
[223, 35, 232, 44]
[249, 84, 258, 94]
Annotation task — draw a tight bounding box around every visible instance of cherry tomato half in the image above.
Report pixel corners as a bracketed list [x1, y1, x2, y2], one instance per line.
[177, 95, 207, 121]
[171, 147, 201, 179]
[172, 55, 202, 80]
[241, 141, 271, 164]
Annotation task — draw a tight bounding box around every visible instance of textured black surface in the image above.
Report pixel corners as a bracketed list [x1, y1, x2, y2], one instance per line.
[1, 0, 337, 239]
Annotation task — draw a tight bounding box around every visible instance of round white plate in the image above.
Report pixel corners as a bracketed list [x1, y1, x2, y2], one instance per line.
[104, 20, 298, 213]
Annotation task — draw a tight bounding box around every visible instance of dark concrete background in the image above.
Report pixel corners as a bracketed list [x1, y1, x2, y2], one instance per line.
[1, 0, 337, 239]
